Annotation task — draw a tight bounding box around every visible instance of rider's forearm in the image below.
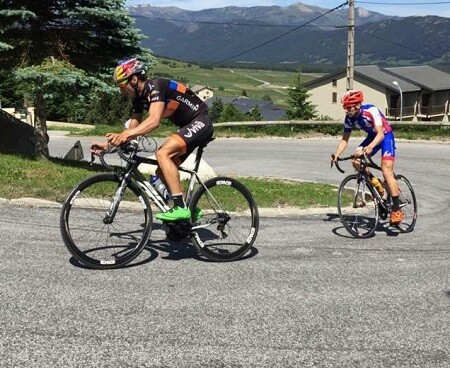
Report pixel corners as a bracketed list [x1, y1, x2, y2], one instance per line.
[124, 117, 160, 140]
[335, 139, 348, 157]
[367, 131, 384, 150]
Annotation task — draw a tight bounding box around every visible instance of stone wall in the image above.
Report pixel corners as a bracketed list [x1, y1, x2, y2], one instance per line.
[0, 109, 36, 155]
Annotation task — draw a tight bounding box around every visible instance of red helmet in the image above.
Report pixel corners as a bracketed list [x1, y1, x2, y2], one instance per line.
[341, 90, 364, 108]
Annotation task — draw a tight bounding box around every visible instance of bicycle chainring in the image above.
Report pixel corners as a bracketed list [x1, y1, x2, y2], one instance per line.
[164, 221, 191, 241]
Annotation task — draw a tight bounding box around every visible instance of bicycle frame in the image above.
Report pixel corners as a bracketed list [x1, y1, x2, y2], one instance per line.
[103, 139, 211, 227]
[332, 152, 417, 237]
[61, 137, 259, 267]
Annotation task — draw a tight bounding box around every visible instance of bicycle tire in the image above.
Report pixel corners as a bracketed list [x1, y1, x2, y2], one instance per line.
[189, 177, 259, 261]
[60, 173, 153, 269]
[337, 174, 379, 238]
[393, 174, 417, 233]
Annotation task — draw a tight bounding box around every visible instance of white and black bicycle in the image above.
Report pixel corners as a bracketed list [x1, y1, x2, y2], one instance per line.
[60, 136, 259, 269]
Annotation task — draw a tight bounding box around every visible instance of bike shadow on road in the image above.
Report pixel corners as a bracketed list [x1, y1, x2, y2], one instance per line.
[147, 222, 259, 262]
[323, 213, 404, 238]
[68, 246, 159, 270]
[68, 223, 258, 268]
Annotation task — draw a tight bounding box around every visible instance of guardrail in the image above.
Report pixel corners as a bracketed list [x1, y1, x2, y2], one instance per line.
[214, 120, 450, 127]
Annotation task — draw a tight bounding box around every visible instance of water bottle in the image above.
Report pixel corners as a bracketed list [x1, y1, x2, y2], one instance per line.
[370, 176, 385, 196]
[150, 175, 171, 202]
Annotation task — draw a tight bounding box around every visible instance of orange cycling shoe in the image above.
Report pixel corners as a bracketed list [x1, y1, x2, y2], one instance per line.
[390, 210, 404, 225]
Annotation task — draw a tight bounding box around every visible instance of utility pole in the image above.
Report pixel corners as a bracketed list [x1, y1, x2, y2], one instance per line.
[347, 0, 355, 90]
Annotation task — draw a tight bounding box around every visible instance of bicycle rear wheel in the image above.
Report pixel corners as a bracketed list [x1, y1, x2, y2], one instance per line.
[189, 177, 259, 261]
[60, 173, 152, 269]
[337, 174, 379, 238]
[394, 174, 417, 233]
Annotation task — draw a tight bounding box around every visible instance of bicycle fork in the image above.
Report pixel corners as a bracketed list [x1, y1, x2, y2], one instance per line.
[103, 175, 130, 224]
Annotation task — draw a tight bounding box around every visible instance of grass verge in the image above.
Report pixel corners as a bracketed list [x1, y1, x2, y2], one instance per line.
[0, 153, 338, 209]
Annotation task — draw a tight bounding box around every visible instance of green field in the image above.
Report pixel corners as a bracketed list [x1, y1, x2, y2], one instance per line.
[148, 57, 322, 106]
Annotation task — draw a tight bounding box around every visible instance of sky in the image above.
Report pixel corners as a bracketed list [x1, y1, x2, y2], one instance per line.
[124, 1, 450, 18]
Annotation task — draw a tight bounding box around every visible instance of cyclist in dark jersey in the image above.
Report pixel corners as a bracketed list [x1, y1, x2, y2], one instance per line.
[90, 57, 213, 221]
[330, 90, 404, 225]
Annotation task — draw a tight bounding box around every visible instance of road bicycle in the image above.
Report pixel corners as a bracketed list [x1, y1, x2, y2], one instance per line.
[60, 136, 259, 269]
[331, 153, 417, 238]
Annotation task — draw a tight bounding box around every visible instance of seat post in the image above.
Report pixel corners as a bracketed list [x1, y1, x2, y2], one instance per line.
[192, 136, 214, 173]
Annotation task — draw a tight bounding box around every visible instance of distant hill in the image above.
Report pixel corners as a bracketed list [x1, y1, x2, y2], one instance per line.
[128, 2, 450, 68]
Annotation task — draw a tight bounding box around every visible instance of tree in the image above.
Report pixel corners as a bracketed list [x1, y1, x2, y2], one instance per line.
[219, 103, 245, 123]
[14, 58, 113, 156]
[285, 72, 317, 120]
[0, 0, 146, 73]
[247, 105, 263, 121]
[0, 0, 150, 157]
[209, 97, 223, 123]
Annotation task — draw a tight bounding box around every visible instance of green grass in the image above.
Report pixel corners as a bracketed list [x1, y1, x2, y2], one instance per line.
[0, 153, 339, 209]
[149, 57, 321, 106]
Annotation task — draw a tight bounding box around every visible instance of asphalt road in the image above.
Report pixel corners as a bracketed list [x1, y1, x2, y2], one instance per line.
[0, 135, 449, 367]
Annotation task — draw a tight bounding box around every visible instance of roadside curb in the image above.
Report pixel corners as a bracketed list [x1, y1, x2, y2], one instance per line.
[0, 197, 335, 217]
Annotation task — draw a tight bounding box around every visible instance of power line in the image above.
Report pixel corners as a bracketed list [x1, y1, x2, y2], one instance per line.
[210, 1, 349, 66]
[354, 27, 443, 59]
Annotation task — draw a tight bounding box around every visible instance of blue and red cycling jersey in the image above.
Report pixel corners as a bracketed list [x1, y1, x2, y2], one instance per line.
[344, 104, 396, 161]
[344, 104, 392, 135]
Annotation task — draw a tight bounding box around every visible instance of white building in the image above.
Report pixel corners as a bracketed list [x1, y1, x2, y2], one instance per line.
[304, 65, 450, 122]
[190, 85, 213, 101]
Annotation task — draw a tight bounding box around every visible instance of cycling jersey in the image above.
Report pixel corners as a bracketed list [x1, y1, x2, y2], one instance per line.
[132, 78, 209, 127]
[344, 104, 396, 161]
[344, 104, 392, 135]
[132, 78, 213, 164]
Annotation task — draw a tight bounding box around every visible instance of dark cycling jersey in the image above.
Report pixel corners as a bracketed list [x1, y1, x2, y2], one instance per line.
[132, 78, 209, 127]
[132, 77, 213, 164]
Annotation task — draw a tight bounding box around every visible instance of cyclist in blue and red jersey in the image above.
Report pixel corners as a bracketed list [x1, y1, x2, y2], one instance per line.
[330, 90, 404, 225]
[90, 57, 213, 221]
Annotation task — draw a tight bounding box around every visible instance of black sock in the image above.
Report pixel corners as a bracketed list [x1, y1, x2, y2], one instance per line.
[391, 195, 400, 211]
[172, 194, 186, 208]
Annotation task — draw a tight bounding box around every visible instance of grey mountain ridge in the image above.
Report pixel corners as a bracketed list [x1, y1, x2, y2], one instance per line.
[128, 2, 450, 66]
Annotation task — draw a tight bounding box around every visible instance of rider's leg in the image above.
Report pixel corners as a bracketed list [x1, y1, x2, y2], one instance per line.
[379, 132, 404, 224]
[155, 135, 184, 196]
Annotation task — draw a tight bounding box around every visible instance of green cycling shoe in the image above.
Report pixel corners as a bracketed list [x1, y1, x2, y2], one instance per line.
[155, 206, 191, 221]
[155, 206, 203, 222]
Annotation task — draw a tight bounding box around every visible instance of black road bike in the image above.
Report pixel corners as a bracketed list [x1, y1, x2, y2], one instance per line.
[331, 153, 417, 238]
[60, 137, 259, 269]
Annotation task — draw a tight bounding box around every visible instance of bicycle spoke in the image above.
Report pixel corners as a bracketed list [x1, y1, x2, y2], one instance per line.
[60, 174, 152, 269]
[189, 177, 259, 261]
[394, 175, 417, 233]
[338, 175, 378, 238]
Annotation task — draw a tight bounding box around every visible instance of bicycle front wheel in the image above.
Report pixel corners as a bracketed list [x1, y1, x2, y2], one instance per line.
[189, 177, 259, 261]
[60, 173, 152, 269]
[337, 174, 379, 238]
[394, 174, 417, 233]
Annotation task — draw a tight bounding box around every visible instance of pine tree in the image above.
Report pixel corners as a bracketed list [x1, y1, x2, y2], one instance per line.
[0, 0, 146, 73]
[209, 97, 223, 124]
[285, 72, 317, 120]
[220, 103, 245, 123]
[0, 0, 149, 157]
[247, 105, 262, 121]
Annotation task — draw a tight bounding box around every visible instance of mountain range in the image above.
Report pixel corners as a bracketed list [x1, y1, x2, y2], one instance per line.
[128, 2, 450, 68]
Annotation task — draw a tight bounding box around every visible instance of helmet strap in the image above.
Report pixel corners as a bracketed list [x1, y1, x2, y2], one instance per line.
[128, 77, 139, 97]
